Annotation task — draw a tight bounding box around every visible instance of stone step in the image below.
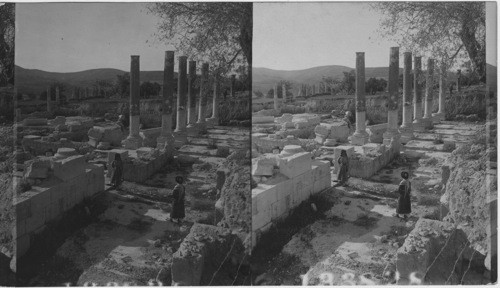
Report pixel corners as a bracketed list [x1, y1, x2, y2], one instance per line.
[188, 138, 247, 149]
[178, 145, 218, 157]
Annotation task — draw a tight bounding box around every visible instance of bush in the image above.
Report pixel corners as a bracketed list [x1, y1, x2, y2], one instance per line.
[444, 86, 487, 120]
[15, 178, 32, 195]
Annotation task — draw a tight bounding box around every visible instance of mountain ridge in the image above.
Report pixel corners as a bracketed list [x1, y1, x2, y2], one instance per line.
[15, 65, 169, 95]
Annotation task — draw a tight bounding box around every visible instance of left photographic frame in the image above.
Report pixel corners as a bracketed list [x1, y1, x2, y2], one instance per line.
[12, 2, 252, 286]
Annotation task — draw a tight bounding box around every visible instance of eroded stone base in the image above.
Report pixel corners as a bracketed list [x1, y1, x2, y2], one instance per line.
[122, 136, 143, 150]
[350, 131, 369, 146]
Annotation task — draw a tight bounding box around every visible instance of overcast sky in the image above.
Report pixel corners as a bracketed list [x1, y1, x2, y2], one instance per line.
[253, 2, 399, 70]
[254, 2, 496, 71]
[16, 3, 174, 72]
[15, 2, 497, 73]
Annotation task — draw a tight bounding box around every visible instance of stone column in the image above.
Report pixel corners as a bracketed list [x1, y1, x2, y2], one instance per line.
[312, 85, 316, 95]
[71, 89, 75, 101]
[456, 69, 461, 92]
[433, 61, 447, 122]
[196, 63, 209, 132]
[412, 56, 424, 130]
[15, 108, 21, 123]
[383, 47, 401, 147]
[350, 52, 369, 145]
[46, 87, 52, 113]
[422, 58, 434, 129]
[123, 55, 143, 149]
[282, 83, 287, 104]
[207, 73, 220, 127]
[273, 83, 279, 110]
[400, 52, 414, 143]
[55, 87, 60, 105]
[174, 56, 188, 144]
[157, 51, 175, 149]
[187, 60, 197, 128]
[230, 75, 236, 98]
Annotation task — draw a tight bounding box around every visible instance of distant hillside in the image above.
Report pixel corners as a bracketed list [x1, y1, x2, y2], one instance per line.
[15, 66, 171, 95]
[252, 65, 460, 95]
[252, 65, 399, 94]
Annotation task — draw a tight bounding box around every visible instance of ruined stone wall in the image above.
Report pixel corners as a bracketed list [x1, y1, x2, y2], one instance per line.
[252, 133, 302, 154]
[348, 142, 398, 179]
[15, 161, 104, 259]
[440, 137, 496, 259]
[251, 158, 330, 249]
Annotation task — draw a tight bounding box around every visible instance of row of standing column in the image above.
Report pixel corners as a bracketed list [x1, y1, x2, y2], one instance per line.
[122, 52, 218, 150]
[350, 47, 448, 147]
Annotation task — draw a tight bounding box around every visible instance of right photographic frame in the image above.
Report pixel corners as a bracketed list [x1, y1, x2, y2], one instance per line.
[251, 2, 497, 285]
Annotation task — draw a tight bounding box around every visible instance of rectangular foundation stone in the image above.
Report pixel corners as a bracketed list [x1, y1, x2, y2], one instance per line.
[52, 155, 86, 181]
[279, 152, 312, 178]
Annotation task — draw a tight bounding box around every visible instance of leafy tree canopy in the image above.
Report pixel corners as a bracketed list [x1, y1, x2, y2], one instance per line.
[147, 3, 252, 87]
[371, 2, 485, 81]
[0, 3, 14, 86]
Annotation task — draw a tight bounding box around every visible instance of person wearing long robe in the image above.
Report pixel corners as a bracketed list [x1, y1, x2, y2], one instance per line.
[116, 114, 127, 133]
[110, 153, 123, 189]
[396, 171, 412, 219]
[170, 176, 186, 224]
[342, 111, 354, 131]
[337, 150, 349, 186]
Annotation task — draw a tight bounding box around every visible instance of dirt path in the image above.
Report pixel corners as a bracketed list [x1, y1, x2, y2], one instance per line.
[252, 121, 481, 285]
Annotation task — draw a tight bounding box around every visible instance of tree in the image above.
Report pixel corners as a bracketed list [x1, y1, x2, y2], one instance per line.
[323, 76, 342, 95]
[340, 70, 356, 94]
[0, 3, 14, 86]
[372, 2, 485, 82]
[365, 77, 387, 94]
[147, 3, 252, 88]
[253, 90, 264, 98]
[115, 73, 130, 98]
[140, 81, 162, 99]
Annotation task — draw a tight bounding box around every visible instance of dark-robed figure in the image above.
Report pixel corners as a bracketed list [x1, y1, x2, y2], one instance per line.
[170, 176, 186, 224]
[337, 150, 349, 186]
[110, 153, 123, 189]
[396, 171, 412, 219]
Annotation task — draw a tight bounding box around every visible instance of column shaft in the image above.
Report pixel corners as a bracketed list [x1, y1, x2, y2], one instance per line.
[55, 87, 60, 105]
[187, 60, 197, 127]
[211, 74, 219, 119]
[273, 83, 279, 110]
[383, 47, 401, 146]
[46, 87, 51, 113]
[413, 56, 424, 129]
[282, 83, 286, 103]
[422, 58, 434, 128]
[433, 61, 447, 122]
[175, 56, 188, 133]
[400, 52, 414, 142]
[196, 63, 209, 129]
[157, 51, 175, 148]
[123, 55, 143, 149]
[350, 52, 368, 145]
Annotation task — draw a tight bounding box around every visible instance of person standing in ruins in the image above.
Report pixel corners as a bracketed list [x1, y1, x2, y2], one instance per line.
[395, 171, 412, 220]
[117, 114, 127, 133]
[342, 111, 354, 133]
[170, 176, 186, 224]
[110, 153, 123, 189]
[337, 150, 349, 186]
